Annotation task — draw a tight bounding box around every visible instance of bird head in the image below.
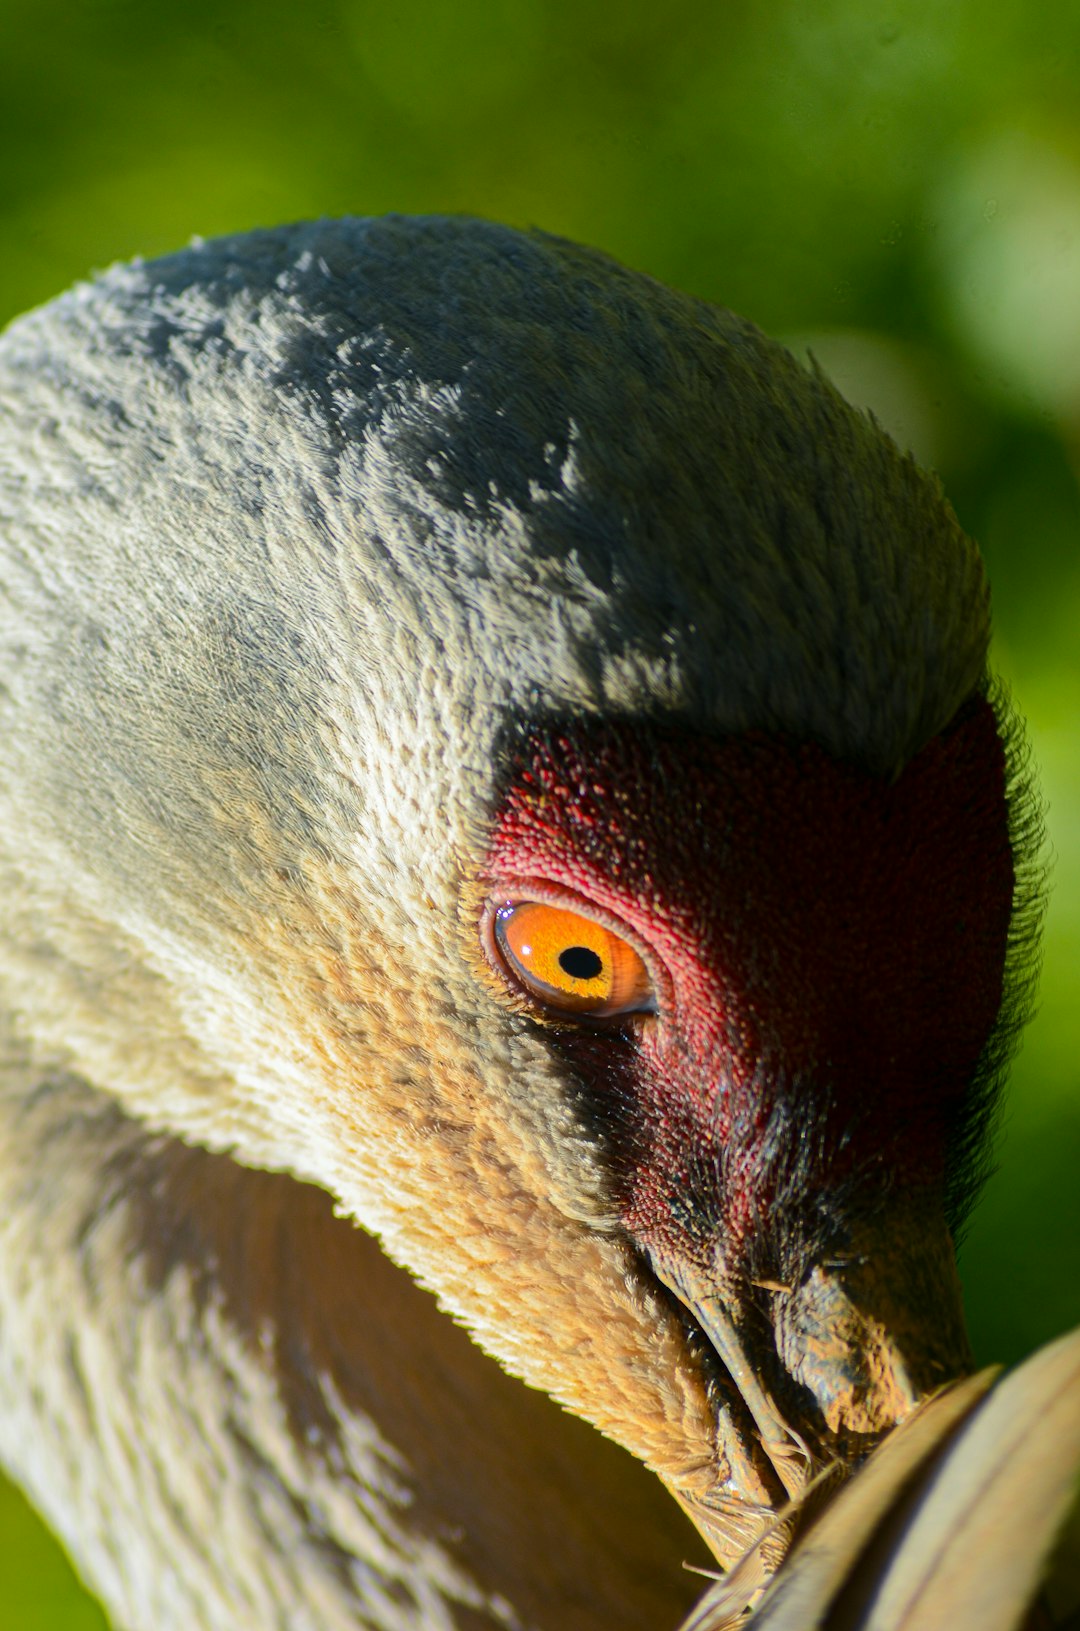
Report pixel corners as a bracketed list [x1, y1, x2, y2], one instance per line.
[0, 216, 1042, 1575]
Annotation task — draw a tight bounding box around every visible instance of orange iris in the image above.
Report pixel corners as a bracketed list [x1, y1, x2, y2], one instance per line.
[491, 900, 655, 1017]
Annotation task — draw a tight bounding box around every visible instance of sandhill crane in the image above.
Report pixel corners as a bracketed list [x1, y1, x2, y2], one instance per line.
[0, 215, 1075, 1630]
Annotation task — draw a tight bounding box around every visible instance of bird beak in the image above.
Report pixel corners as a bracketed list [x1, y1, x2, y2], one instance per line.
[643, 1201, 972, 1519]
[677, 1325, 1080, 1631]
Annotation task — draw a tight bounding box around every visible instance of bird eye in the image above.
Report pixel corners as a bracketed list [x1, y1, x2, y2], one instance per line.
[489, 900, 656, 1018]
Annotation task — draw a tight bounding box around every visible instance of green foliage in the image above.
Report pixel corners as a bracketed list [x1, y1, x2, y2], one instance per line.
[1, 0, 1078, 1621]
[0, 1481, 107, 1629]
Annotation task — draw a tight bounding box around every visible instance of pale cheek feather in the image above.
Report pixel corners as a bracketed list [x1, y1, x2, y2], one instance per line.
[263, 877, 750, 1529]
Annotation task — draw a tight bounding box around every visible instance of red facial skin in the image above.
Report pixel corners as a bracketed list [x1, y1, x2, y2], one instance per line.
[483, 700, 1015, 1286]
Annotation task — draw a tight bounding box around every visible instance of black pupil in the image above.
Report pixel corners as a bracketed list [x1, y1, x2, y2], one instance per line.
[559, 945, 604, 982]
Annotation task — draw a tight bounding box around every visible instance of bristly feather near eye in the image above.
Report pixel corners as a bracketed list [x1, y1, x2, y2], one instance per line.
[943, 675, 1047, 1239]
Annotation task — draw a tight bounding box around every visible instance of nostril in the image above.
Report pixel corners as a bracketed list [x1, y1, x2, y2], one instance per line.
[772, 1226, 973, 1451]
[780, 1267, 923, 1438]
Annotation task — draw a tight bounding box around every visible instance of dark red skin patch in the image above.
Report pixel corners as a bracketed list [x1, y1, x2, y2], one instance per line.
[483, 702, 1014, 1279]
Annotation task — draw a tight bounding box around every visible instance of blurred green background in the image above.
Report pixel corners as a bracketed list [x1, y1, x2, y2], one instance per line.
[1, 0, 1078, 1623]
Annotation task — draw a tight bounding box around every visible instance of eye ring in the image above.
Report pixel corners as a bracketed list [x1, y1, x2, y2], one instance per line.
[480, 887, 660, 1021]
